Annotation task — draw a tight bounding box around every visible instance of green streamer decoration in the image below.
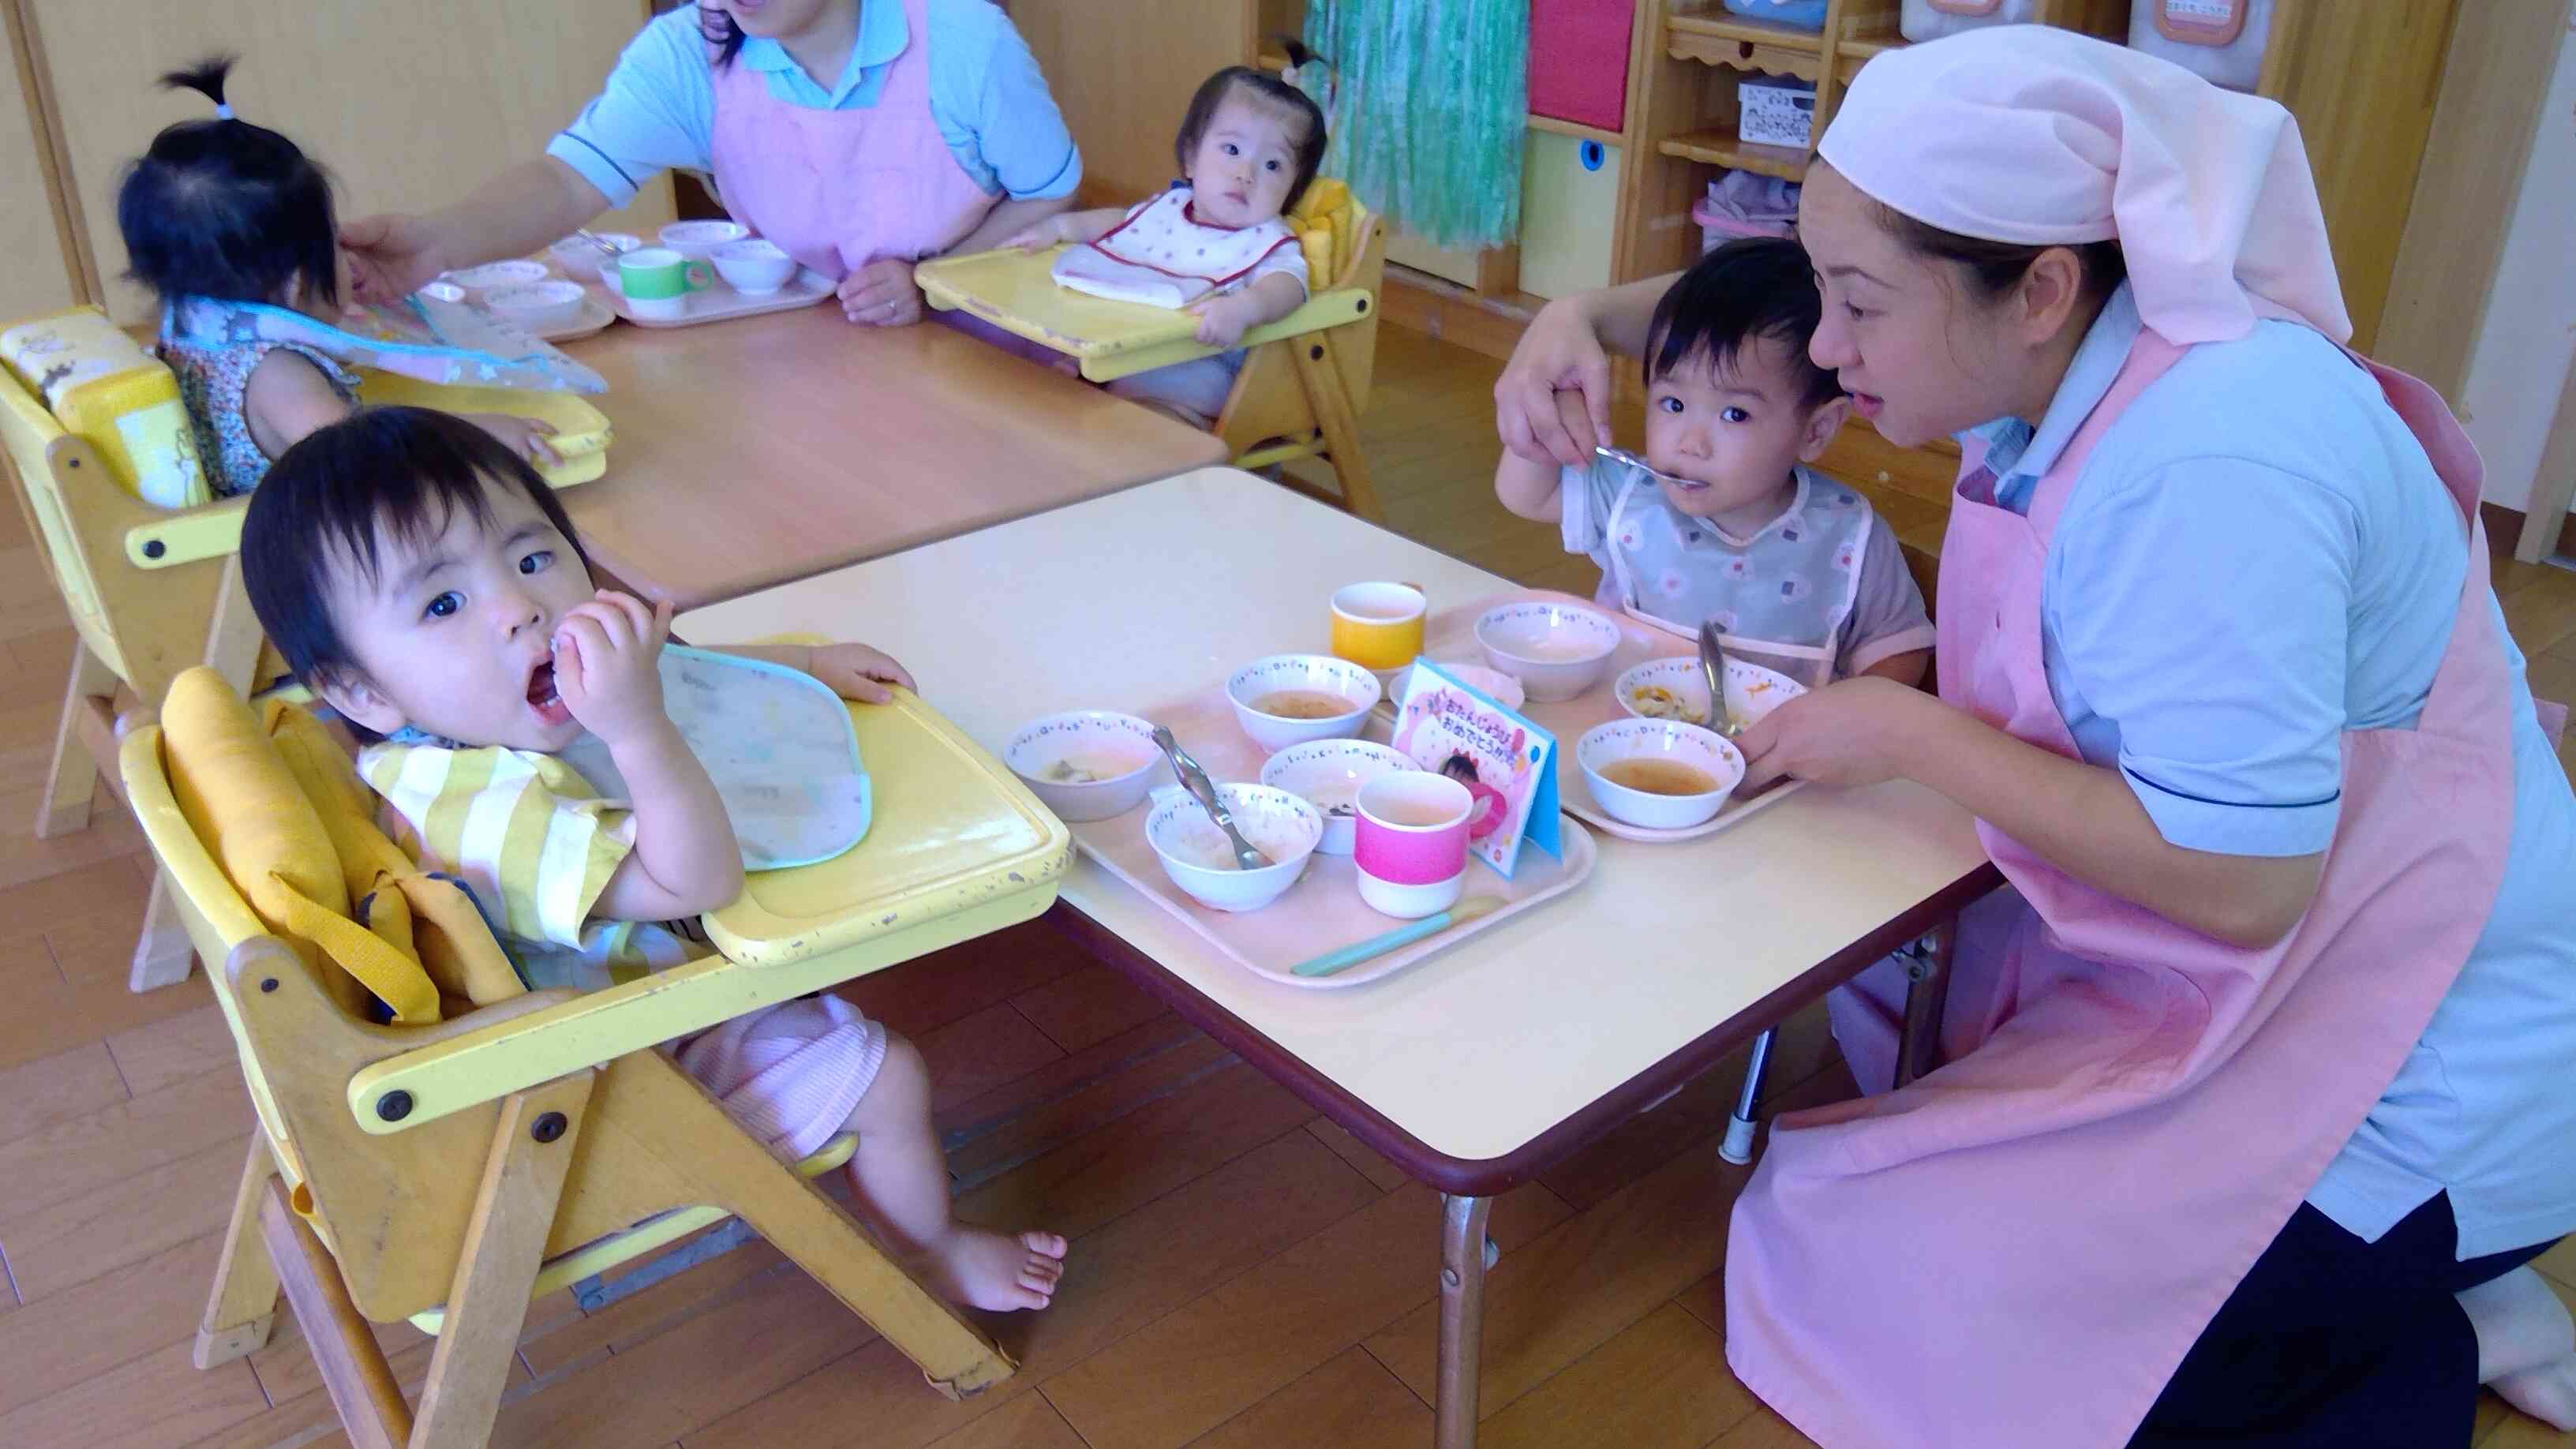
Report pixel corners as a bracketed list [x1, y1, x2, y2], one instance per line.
[1297, 0, 1529, 251]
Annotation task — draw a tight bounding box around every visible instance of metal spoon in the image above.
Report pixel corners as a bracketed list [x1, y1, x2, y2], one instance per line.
[572, 229, 626, 264]
[1596, 444, 1697, 490]
[1151, 725, 1273, 871]
[1698, 620, 1739, 737]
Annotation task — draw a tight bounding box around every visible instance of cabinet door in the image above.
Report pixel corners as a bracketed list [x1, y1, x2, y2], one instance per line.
[1531, 0, 1634, 133]
[0, 42, 78, 320]
[28, 0, 676, 323]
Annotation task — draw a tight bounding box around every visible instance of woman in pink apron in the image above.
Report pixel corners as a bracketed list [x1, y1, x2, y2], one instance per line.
[1495, 26, 2576, 1448]
[338, 0, 1077, 337]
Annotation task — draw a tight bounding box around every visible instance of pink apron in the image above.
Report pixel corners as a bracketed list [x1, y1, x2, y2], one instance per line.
[1724, 331, 2519, 1447]
[706, 0, 992, 276]
[706, 0, 1063, 363]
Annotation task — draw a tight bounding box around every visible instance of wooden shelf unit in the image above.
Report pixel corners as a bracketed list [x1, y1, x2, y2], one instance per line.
[1599, 0, 2463, 560]
[1657, 127, 1809, 180]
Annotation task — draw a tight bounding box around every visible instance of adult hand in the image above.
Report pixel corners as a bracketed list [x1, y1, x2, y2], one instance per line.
[1735, 677, 1942, 793]
[839, 258, 923, 327]
[339, 212, 450, 305]
[1495, 293, 1614, 468]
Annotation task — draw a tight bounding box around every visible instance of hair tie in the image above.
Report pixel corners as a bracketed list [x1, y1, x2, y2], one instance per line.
[214, 103, 233, 119]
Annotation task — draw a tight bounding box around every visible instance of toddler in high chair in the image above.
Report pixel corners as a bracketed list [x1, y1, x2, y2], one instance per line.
[118, 57, 555, 498]
[1002, 62, 1327, 428]
[1496, 238, 1934, 691]
[238, 406, 1067, 1313]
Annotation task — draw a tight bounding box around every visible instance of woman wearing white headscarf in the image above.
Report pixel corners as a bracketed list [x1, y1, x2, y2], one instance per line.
[1496, 26, 2574, 1448]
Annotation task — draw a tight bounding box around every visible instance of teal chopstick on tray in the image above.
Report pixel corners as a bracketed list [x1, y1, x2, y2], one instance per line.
[1290, 897, 1505, 979]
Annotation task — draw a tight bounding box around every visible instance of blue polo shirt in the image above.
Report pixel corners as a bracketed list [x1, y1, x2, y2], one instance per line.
[546, 0, 1080, 208]
[1972, 282, 2576, 1259]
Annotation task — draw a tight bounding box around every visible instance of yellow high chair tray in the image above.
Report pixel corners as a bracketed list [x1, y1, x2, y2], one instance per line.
[343, 686, 1073, 1133]
[121, 370, 611, 575]
[708, 685, 1073, 964]
[916, 243, 1372, 384]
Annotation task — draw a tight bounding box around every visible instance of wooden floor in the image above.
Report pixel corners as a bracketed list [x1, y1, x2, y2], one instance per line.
[2, 324, 2573, 1449]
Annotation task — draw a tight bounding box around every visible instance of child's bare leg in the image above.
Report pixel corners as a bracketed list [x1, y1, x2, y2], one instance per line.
[842, 1034, 1067, 1312]
[2460, 1265, 2576, 1431]
[1106, 375, 1216, 431]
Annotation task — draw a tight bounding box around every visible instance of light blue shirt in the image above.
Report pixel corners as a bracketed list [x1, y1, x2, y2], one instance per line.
[546, 0, 1080, 209]
[1976, 282, 2576, 1258]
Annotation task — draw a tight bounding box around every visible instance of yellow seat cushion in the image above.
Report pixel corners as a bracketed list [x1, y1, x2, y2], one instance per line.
[0, 306, 210, 509]
[162, 668, 522, 1024]
[1290, 179, 1360, 286]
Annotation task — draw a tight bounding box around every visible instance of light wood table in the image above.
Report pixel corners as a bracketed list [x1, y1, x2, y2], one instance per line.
[683, 469, 1998, 1448]
[557, 305, 1229, 610]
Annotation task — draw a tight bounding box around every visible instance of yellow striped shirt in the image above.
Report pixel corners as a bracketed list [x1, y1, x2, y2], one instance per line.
[359, 741, 687, 987]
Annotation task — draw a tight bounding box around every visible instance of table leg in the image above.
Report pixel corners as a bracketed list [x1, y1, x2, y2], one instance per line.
[1893, 919, 1955, 1089]
[1436, 1193, 1493, 1449]
[1719, 1027, 1777, 1165]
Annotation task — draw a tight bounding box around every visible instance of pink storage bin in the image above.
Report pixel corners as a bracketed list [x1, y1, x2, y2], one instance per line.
[1692, 172, 1799, 253]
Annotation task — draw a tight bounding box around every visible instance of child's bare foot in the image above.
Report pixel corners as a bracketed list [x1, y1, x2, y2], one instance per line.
[923, 1226, 1068, 1312]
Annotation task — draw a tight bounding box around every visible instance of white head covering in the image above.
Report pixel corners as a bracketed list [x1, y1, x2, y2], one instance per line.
[1816, 24, 2349, 344]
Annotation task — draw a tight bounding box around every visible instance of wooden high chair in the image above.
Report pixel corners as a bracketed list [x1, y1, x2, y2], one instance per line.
[122, 666, 1070, 1447]
[0, 346, 610, 992]
[918, 182, 1387, 519]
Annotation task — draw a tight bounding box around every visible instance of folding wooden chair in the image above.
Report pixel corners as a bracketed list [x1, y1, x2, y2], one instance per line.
[123, 667, 1069, 1447]
[0, 320, 609, 990]
[919, 181, 1387, 519]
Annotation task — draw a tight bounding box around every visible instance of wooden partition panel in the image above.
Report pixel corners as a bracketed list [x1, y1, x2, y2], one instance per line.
[27, 0, 674, 323]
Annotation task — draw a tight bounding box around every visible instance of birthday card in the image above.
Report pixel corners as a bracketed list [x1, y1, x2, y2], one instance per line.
[1389, 661, 1560, 878]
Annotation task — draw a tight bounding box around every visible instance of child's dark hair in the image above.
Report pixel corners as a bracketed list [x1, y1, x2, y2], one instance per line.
[1645, 237, 1843, 410]
[1175, 58, 1331, 212]
[118, 57, 339, 310]
[243, 407, 589, 691]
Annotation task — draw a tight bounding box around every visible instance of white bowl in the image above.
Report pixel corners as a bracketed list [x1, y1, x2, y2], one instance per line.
[1225, 653, 1382, 752]
[1576, 718, 1746, 830]
[446, 259, 550, 291]
[1144, 784, 1322, 912]
[1003, 710, 1163, 822]
[1392, 660, 1526, 713]
[713, 238, 797, 295]
[1616, 655, 1807, 729]
[1474, 602, 1622, 702]
[481, 279, 588, 331]
[549, 231, 640, 282]
[1260, 740, 1415, 855]
[660, 219, 750, 260]
[414, 281, 466, 305]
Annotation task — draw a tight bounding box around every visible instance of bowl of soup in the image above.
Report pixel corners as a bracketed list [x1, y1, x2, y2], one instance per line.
[445, 259, 550, 291]
[1260, 739, 1415, 855]
[1473, 602, 1622, 701]
[1576, 718, 1745, 830]
[483, 279, 589, 331]
[1225, 653, 1382, 752]
[1144, 783, 1323, 912]
[660, 219, 750, 260]
[1004, 710, 1163, 822]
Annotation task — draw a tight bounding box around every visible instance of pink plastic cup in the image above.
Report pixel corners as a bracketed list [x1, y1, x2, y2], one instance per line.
[1353, 773, 1472, 918]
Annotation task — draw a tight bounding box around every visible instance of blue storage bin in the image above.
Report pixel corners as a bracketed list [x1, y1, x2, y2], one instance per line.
[1722, 0, 1829, 32]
